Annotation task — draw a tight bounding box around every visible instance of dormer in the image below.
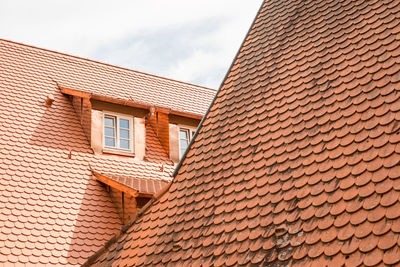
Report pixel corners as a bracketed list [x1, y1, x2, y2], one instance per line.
[0, 37, 217, 265]
[60, 86, 207, 223]
[60, 86, 205, 165]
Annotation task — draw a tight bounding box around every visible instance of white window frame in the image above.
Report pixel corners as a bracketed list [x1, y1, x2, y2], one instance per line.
[179, 127, 196, 159]
[103, 112, 134, 153]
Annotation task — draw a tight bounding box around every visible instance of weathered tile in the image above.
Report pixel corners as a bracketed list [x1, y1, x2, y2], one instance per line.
[85, 0, 400, 265]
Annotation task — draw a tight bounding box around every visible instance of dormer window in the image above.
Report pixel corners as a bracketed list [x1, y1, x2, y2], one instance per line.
[179, 127, 195, 159]
[103, 112, 133, 153]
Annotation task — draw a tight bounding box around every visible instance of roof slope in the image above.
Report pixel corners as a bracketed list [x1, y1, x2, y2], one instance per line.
[0, 39, 178, 265]
[91, 171, 170, 196]
[144, 125, 173, 164]
[90, 0, 400, 266]
[0, 67, 122, 265]
[0, 39, 215, 117]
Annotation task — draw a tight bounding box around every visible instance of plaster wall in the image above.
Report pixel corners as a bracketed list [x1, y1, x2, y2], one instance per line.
[89, 99, 201, 162]
[169, 124, 179, 163]
[91, 109, 103, 154]
[134, 117, 146, 160]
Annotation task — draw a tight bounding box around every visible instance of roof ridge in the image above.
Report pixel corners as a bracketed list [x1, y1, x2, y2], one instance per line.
[0, 38, 216, 92]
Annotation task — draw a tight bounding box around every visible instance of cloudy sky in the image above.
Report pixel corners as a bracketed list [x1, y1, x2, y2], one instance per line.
[0, 0, 263, 89]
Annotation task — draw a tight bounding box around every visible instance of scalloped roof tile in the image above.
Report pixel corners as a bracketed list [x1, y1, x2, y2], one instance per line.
[0, 38, 211, 266]
[1, 39, 215, 117]
[87, 0, 400, 266]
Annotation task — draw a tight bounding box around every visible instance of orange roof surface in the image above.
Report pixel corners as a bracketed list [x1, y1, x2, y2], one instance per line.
[0, 39, 215, 116]
[0, 39, 215, 117]
[0, 38, 205, 265]
[144, 125, 173, 164]
[88, 0, 400, 266]
[92, 171, 169, 196]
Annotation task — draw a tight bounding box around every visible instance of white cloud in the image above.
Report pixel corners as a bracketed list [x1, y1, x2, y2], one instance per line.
[0, 0, 263, 88]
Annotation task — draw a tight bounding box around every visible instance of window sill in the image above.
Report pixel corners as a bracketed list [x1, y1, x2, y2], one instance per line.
[102, 148, 135, 157]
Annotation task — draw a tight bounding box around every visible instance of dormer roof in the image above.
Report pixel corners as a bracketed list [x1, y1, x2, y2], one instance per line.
[1, 39, 215, 117]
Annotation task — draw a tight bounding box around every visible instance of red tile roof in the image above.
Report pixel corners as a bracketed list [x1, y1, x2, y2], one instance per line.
[0, 38, 206, 265]
[90, 154, 174, 183]
[87, 0, 400, 266]
[0, 39, 215, 117]
[92, 171, 169, 196]
[144, 124, 173, 164]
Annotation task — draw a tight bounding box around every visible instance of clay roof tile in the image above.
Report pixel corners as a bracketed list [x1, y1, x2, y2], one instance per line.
[0, 36, 210, 265]
[85, 0, 400, 265]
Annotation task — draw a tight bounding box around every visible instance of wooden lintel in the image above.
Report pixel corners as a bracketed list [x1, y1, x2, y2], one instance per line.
[169, 110, 202, 120]
[138, 193, 153, 198]
[59, 86, 92, 98]
[91, 94, 151, 110]
[92, 171, 139, 198]
[155, 106, 170, 115]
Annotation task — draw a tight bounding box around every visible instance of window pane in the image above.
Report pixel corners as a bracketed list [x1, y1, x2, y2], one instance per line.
[104, 117, 115, 127]
[180, 147, 187, 156]
[120, 139, 130, 149]
[179, 130, 188, 140]
[105, 127, 115, 137]
[180, 140, 188, 150]
[120, 119, 129, 129]
[105, 137, 116, 147]
[120, 129, 129, 139]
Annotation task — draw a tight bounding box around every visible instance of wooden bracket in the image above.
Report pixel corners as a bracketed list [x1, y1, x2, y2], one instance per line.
[59, 86, 92, 99]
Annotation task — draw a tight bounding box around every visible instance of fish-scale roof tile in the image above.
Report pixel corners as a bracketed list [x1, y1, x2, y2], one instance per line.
[87, 0, 400, 266]
[0, 38, 212, 265]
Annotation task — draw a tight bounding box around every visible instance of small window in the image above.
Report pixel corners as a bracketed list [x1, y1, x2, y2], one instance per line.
[179, 128, 196, 158]
[103, 113, 133, 152]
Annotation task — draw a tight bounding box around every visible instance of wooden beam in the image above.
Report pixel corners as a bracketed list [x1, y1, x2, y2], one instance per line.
[138, 193, 153, 198]
[155, 106, 170, 114]
[60, 86, 203, 120]
[92, 171, 139, 198]
[169, 110, 202, 120]
[91, 94, 151, 110]
[59, 86, 92, 98]
[121, 191, 125, 224]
